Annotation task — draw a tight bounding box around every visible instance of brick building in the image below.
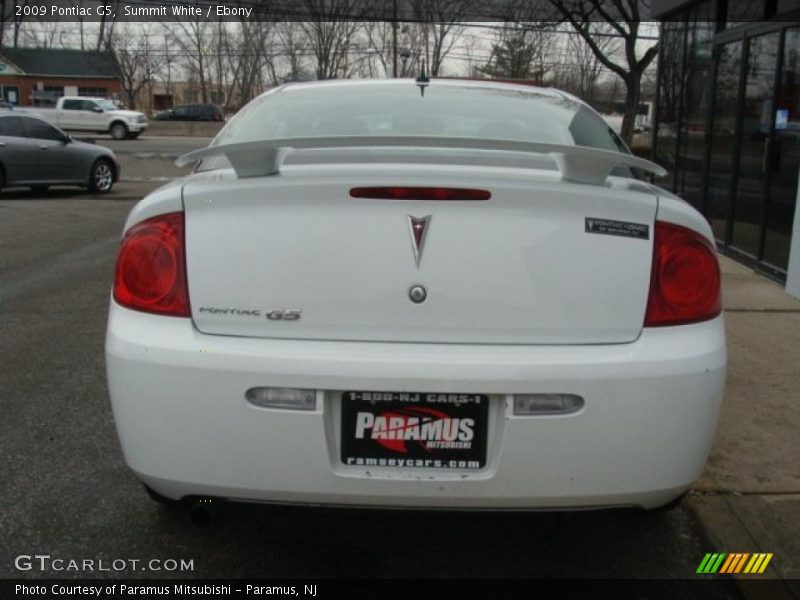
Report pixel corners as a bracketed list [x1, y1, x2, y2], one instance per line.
[0, 47, 121, 107]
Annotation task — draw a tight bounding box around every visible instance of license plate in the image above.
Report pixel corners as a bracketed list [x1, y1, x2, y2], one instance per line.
[340, 391, 489, 470]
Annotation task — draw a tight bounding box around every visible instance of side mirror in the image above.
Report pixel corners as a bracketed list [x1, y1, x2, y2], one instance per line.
[91, 106, 104, 113]
[63, 134, 73, 144]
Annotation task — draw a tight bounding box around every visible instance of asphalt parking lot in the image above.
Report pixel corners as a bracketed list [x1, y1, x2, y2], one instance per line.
[0, 184, 742, 588]
[102, 135, 212, 156]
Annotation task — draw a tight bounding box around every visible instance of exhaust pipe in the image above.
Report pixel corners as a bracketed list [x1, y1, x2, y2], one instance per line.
[188, 497, 221, 526]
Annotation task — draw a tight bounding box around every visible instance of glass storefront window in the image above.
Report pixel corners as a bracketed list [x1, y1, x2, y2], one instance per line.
[725, 0, 765, 24]
[775, 0, 800, 16]
[707, 42, 743, 242]
[731, 32, 781, 259]
[675, 3, 714, 210]
[654, 15, 800, 280]
[654, 16, 686, 186]
[764, 28, 800, 271]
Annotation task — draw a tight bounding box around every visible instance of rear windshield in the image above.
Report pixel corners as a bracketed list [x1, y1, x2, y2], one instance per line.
[218, 82, 625, 146]
[205, 81, 631, 174]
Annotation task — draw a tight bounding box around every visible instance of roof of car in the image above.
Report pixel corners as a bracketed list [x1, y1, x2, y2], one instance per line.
[278, 78, 568, 97]
[268, 78, 586, 113]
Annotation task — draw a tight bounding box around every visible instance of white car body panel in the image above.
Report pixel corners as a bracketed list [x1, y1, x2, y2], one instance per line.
[107, 308, 724, 509]
[183, 165, 656, 344]
[106, 81, 726, 510]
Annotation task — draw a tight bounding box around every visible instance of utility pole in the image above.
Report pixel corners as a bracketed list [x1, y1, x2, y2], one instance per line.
[392, 0, 398, 77]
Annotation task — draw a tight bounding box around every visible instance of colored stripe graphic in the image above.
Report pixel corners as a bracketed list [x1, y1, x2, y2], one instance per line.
[733, 553, 750, 573]
[719, 554, 736, 573]
[721, 553, 750, 573]
[699, 553, 774, 575]
[697, 553, 727, 574]
[711, 553, 726, 573]
[759, 554, 773, 573]
[697, 554, 714, 573]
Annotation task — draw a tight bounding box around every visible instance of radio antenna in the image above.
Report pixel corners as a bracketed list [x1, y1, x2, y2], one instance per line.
[416, 60, 430, 97]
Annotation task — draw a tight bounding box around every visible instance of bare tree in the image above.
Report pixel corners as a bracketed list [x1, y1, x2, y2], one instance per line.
[547, 0, 658, 143]
[72, 0, 86, 50]
[480, 23, 556, 81]
[208, 19, 230, 105]
[570, 29, 611, 102]
[110, 24, 166, 110]
[409, 0, 472, 77]
[551, 25, 613, 103]
[96, 0, 119, 50]
[171, 19, 211, 102]
[275, 21, 310, 81]
[20, 20, 62, 48]
[159, 29, 178, 107]
[298, 0, 365, 80]
[230, 20, 276, 107]
[1, 0, 29, 47]
[656, 19, 683, 132]
[477, 0, 556, 81]
[362, 20, 395, 77]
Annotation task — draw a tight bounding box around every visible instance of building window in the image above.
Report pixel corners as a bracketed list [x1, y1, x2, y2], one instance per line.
[153, 93, 173, 110]
[1, 86, 19, 105]
[32, 86, 64, 106]
[78, 87, 109, 97]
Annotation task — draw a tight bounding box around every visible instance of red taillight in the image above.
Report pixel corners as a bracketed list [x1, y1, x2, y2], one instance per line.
[113, 212, 190, 317]
[350, 187, 491, 201]
[644, 221, 721, 327]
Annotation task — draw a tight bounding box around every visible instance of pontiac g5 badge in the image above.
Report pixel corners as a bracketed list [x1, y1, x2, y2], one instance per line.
[408, 215, 431, 268]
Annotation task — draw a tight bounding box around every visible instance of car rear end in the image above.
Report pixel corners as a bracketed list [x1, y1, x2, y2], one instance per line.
[105, 81, 725, 510]
[209, 104, 224, 122]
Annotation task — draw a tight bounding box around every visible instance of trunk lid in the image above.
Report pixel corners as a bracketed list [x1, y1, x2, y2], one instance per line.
[183, 164, 656, 345]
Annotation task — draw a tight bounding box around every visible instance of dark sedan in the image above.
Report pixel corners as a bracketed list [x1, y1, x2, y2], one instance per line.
[0, 114, 118, 194]
[154, 103, 224, 122]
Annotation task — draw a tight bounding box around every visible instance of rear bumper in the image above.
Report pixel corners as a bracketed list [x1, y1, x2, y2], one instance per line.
[106, 305, 726, 510]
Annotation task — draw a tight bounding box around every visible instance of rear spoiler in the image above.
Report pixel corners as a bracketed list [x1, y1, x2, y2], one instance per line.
[175, 136, 666, 185]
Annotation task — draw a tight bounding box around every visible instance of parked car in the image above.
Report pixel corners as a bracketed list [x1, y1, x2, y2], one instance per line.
[107, 80, 725, 515]
[154, 103, 224, 122]
[4, 96, 148, 140]
[0, 113, 118, 193]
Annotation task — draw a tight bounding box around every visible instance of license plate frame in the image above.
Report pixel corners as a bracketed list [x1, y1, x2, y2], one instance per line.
[340, 391, 489, 470]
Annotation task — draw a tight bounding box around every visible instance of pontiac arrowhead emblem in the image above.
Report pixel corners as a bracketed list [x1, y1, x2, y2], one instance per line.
[408, 215, 431, 268]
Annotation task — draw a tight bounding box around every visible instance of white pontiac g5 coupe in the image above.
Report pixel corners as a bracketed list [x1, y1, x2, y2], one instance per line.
[106, 79, 725, 512]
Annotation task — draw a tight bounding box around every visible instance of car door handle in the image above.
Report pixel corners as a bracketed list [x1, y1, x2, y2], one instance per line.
[39, 145, 49, 149]
[0, 142, 6, 147]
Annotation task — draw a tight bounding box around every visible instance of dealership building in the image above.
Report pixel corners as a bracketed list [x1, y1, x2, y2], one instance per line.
[652, 0, 800, 296]
[0, 47, 121, 107]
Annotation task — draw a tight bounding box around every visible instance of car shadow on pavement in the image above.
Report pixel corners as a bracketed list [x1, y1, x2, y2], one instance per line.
[139, 500, 742, 587]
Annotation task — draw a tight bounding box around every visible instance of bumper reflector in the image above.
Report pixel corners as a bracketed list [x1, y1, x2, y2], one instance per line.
[513, 394, 584, 416]
[245, 387, 316, 411]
